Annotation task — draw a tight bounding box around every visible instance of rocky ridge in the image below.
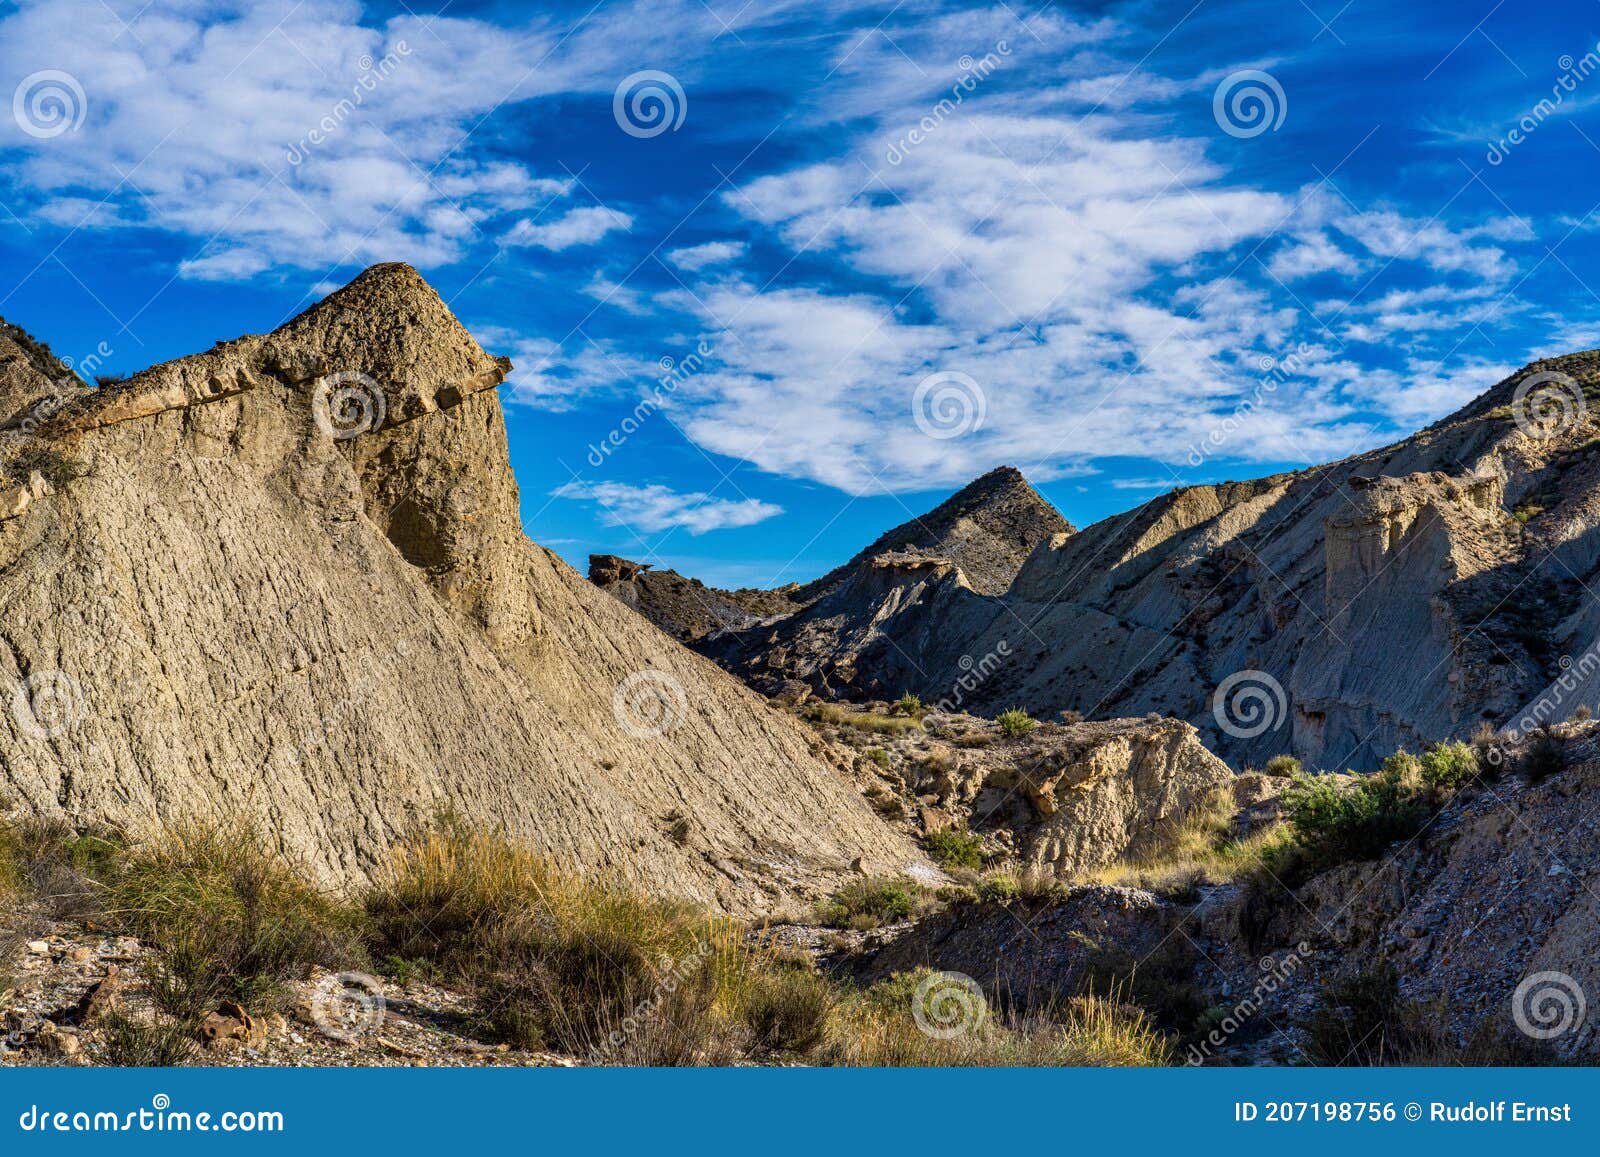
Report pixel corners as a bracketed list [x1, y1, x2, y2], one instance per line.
[0, 264, 925, 912]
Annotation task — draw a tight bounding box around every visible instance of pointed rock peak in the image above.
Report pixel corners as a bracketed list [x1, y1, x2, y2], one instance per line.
[269, 263, 506, 406]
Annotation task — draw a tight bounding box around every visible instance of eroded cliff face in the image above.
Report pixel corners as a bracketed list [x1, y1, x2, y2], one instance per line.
[700, 351, 1600, 772]
[821, 706, 1233, 876]
[0, 264, 925, 911]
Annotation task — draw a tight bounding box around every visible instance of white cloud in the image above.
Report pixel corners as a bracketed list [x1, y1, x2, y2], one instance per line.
[552, 481, 783, 534]
[504, 206, 633, 251]
[0, 0, 641, 278]
[668, 241, 747, 271]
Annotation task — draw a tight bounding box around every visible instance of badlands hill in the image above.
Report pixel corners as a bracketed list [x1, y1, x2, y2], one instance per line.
[589, 467, 1074, 700]
[0, 264, 925, 910]
[676, 354, 1600, 772]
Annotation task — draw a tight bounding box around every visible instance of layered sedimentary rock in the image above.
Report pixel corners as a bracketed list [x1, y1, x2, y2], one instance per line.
[701, 352, 1600, 771]
[0, 264, 925, 911]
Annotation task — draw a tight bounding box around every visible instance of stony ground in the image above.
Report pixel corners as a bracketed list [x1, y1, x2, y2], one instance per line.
[0, 915, 571, 1068]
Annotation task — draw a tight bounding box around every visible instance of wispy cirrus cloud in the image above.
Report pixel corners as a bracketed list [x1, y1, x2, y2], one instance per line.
[552, 480, 783, 534]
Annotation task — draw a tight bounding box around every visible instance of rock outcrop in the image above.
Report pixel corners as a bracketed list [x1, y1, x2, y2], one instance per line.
[695, 352, 1600, 772]
[0, 264, 925, 911]
[588, 466, 1072, 689]
[817, 705, 1234, 876]
[586, 555, 801, 644]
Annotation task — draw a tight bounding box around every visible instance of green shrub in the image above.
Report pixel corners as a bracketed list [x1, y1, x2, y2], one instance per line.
[895, 693, 923, 717]
[815, 878, 925, 929]
[924, 826, 984, 871]
[976, 873, 1021, 904]
[1263, 754, 1302, 778]
[109, 823, 362, 1017]
[1419, 740, 1478, 791]
[996, 709, 1036, 738]
[1280, 762, 1431, 869]
[96, 1012, 195, 1067]
[865, 747, 890, 769]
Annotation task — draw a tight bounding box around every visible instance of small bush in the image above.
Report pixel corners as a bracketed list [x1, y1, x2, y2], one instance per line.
[1280, 762, 1431, 869]
[109, 823, 361, 1017]
[976, 873, 1021, 904]
[1521, 727, 1566, 784]
[1575, 705, 1593, 722]
[815, 878, 926, 930]
[1263, 755, 1302, 778]
[96, 1012, 195, 1067]
[1419, 740, 1478, 791]
[739, 965, 836, 1057]
[1305, 964, 1421, 1066]
[996, 709, 1036, 738]
[924, 826, 984, 871]
[895, 693, 923, 717]
[865, 747, 890, 769]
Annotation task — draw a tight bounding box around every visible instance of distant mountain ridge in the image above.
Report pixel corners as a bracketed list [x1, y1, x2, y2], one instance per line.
[586, 466, 1075, 692]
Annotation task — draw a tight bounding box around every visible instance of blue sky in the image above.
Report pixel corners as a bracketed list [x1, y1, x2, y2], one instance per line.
[3, 0, 1600, 586]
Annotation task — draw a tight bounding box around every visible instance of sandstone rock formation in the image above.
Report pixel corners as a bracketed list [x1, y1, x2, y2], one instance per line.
[700, 352, 1600, 772]
[818, 705, 1233, 876]
[0, 264, 925, 911]
[586, 554, 801, 644]
[588, 466, 1073, 692]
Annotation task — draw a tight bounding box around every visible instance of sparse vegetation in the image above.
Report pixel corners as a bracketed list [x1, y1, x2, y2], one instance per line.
[1263, 754, 1302, 778]
[996, 708, 1036, 738]
[1083, 789, 1293, 897]
[814, 877, 930, 930]
[825, 968, 1173, 1067]
[865, 747, 890, 769]
[894, 692, 924, 717]
[107, 823, 362, 1017]
[923, 825, 984, 871]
